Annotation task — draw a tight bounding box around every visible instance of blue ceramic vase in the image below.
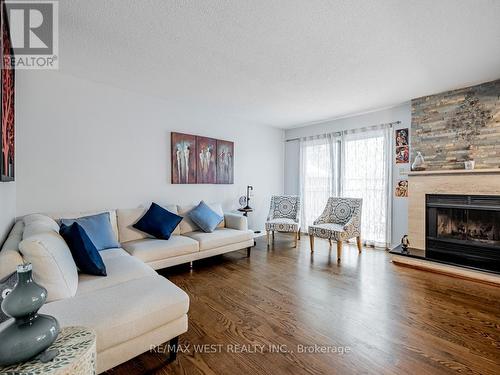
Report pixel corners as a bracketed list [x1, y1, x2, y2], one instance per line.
[0, 263, 60, 365]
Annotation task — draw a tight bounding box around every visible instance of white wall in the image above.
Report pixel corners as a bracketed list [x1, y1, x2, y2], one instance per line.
[0, 183, 16, 245]
[15, 71, 284, 230]
[284, 103, 411, 248]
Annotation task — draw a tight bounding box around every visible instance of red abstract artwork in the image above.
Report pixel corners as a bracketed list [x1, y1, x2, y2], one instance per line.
[1, 0, 14, 181]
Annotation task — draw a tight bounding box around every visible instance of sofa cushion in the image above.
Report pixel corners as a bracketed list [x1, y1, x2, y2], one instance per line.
[22, 214, 60, 239]
[18, 232, 79, 302]
[76, 248, 156, 295]
[0, 221, 24, 280]
[121, 235, 199, 263]
[183, 228, 253, 251]
[178, 203, 225, 234]
[117, 205, 180, 244]
[60, 212, 121, 251]
[59, 223, 107, 276]
[40, 275, 189, 352]
[188, 201, 223, 233]
[133, 203, 182, 240]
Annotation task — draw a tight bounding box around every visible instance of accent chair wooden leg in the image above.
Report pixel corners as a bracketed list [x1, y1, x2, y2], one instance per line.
[247, 247, 251, 257]
[356, 236, 362, 253]
[272, 231, 275, 244]
[337, 241, 343, 262]
[298, 230, 301, 240]
[309, 235, 315, 253]
[266, 230, 270, 246]
[328, 238, 332, 247]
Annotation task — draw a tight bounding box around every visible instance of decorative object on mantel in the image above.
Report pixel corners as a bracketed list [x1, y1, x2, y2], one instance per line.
[411, 151, 426, 171]
[171, 132, 234, 184]
[1, 0, 15, 182]
[464, 159, 475, 170]
[0, 326, 96, 375]
[0, 263, 60, 366]
[401, 235, 410, 253]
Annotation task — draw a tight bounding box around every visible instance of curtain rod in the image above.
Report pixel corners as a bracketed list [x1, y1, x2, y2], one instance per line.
[284, 120, 402, 142]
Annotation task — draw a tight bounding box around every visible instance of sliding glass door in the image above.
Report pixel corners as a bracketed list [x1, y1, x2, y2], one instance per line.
[299, 134, 339, 229]
[299, 126, 392, 248]
[341, 127, 391, 248]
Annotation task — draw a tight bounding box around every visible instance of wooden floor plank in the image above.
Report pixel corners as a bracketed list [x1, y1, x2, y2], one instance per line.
[106, 236, 500, 375]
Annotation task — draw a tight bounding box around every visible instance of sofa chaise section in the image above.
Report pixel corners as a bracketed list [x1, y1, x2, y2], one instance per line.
[40, 274, 189, 373]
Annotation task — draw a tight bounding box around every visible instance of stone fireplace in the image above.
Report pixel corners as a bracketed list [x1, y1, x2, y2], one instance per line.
[404, 169, 500, 276]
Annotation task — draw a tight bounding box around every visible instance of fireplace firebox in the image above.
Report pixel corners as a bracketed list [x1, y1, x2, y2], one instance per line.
[426, 194, 500, 273]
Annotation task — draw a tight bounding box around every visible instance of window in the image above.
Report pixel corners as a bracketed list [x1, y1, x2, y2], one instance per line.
[300, 126, 392, 248]
[342, 128, 391, 247]
[299, 135, 339, 229]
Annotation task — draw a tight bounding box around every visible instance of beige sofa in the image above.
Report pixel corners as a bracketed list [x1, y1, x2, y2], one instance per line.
[0, 205, 253, 373]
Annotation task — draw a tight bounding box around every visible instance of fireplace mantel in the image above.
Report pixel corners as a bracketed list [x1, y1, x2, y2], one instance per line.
[408, 171, 500, 250]
[409, 168, 500, 176]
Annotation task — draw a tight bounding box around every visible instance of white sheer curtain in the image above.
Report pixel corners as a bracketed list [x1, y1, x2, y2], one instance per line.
[341, 125, 392, 248]
[299, 134, 339, 229]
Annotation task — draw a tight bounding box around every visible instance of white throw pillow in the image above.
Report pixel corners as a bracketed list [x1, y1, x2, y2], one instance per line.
[19, 232, 78, 302]
[178, 202, 225, 234]
[22, 214, 59, 237]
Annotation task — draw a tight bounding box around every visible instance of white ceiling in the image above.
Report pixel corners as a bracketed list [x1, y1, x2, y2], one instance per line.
[58, 0, 500, 128]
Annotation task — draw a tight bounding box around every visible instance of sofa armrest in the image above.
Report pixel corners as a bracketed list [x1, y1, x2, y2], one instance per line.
[224, 213, 248, 231]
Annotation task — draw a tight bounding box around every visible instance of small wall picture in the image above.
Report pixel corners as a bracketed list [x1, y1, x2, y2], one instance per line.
[196, 136, 216, 184]
[395, 145, 409, 164]
[395, 180, 408, 198]
[216, 139, 234, 184]
[395, 128, 409, 146]
[171, 132, 197, 184]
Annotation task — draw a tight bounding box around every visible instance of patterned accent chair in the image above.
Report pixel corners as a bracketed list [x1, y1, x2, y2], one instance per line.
[308, 197, 362, 261]
[265, 195, 301, 247]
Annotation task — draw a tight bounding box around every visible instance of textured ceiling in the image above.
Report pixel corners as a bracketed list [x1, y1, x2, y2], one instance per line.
[58, 0, 500, 128]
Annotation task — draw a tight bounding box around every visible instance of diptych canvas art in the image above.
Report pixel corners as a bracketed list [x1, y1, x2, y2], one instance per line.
[171, 132, 234, 184]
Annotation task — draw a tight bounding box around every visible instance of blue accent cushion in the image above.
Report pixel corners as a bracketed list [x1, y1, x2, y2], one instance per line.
[188, 201, 223, 233]
[60, 212, 120, 251]
[59, 223, 107, 276]
[133, 203, 182, 240]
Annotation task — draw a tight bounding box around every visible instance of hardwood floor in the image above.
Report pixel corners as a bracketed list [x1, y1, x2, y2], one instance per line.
[107, 236, 500, 375]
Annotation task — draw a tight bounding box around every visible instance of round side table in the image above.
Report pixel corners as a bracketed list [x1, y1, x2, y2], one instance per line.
[0, 326, 96, 375]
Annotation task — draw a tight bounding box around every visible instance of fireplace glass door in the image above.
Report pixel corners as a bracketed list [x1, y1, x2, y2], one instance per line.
[436, 208, 500, 246]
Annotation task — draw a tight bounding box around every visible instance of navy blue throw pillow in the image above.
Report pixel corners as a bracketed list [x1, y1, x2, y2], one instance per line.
[59, 223, 107, 276]
[133, 203, 182, 240]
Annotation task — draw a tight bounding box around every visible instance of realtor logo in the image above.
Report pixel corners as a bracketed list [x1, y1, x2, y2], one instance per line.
[3, 0, 58, 69]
